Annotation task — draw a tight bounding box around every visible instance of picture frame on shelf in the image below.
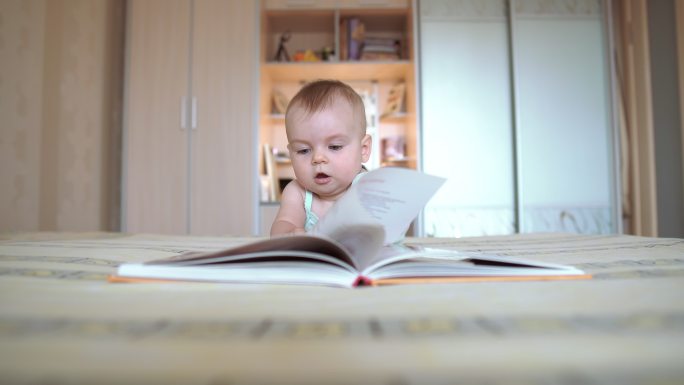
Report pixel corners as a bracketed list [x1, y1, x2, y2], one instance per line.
[262, 143, 281, 202]
[381, 135, 406, 162]
[272, 90, 290, 115]
[381, 82, 406, 119]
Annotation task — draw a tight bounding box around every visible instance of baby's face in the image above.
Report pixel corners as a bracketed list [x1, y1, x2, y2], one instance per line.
[286, 100, 370, 201]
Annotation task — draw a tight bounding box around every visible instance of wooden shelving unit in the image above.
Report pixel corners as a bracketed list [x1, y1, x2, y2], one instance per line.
[258, 0, 417, 208]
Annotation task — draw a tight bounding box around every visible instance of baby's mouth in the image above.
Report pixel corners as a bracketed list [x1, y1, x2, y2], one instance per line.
[314, 172, 331, 183]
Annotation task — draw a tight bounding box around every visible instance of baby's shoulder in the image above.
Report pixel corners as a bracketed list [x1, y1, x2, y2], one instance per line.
[280, 179, 306, 202]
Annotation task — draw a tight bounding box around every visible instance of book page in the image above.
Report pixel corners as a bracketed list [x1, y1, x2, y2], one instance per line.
[308, 191, 385, 269]
[144, 235, 358, 272]
[351, 168, 444, 243]
[313, 167, 445, 243]
[311, 167, 445, 267]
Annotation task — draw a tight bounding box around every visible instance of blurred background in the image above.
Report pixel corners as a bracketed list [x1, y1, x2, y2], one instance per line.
[1, 0, 682, 238]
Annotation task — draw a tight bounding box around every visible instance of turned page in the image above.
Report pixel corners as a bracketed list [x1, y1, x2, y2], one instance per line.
[311, 167, 445, 266]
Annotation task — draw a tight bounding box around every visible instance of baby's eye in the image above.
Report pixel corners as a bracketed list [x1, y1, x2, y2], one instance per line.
[296, 148, 310, 155]
[329, 145, 343, 151]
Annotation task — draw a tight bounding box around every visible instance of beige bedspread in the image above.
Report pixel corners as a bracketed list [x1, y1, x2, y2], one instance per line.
[1, 232, 683, 384]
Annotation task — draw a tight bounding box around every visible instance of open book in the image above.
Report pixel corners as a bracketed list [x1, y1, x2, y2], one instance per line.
[112, 167, 589, 288]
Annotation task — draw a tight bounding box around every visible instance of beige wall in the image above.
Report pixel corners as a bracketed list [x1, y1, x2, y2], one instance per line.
[0, 0, 124, 232]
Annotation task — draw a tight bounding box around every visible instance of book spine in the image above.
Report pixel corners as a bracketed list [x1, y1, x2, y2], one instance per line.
[348, 18, 362, 61]
[339, 17, 348, 61]
[352, 275, 373, 287]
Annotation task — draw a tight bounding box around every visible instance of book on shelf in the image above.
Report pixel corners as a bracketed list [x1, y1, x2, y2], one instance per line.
[339, 17, 348, 61]
[347, 17, 364, 61]
[360, 37, 401, 61]
[364, 37, 400, 49]
[340, 16, 404, 62]
[111, 167, 590, 288]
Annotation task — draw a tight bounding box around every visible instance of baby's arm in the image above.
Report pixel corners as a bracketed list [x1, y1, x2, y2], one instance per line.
[270, 180, 307, 236]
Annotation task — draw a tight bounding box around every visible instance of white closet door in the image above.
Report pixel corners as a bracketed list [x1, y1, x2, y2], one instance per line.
[513, 0, 616, 233]
[190, 0, 257, 235]
[420, 0, 516, 237]
[124, 0, 191, 234]
[419, 0, 617, 236]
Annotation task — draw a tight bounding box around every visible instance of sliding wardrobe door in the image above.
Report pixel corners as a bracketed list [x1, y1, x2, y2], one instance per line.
[513, 0, 617, 233]
[420, 0, 516, 237]
[418, 0, 618, 236]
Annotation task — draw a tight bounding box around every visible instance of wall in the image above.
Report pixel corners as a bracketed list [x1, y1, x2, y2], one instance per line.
[0, 0, 124, 232]
[648, 0, 684, 238]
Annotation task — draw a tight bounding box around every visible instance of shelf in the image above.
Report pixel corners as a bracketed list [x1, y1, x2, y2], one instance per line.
[262, 60, 412, 81]
[381, 157, 414, 168]
[268, 114, 286, 123]
[380, 112, 408, 123]
[264, 0, 409, 11]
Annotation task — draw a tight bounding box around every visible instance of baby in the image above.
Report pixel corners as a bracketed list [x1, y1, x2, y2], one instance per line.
[270, 80, 371, 236]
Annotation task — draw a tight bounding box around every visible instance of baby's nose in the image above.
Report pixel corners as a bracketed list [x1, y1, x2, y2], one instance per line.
[312, 150, 327, 164]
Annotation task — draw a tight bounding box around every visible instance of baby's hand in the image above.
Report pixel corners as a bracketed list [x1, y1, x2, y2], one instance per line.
[272, 225, 306, 237]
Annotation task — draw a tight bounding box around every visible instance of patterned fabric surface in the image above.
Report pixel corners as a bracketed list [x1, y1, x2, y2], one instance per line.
[1, 232, 683, 384]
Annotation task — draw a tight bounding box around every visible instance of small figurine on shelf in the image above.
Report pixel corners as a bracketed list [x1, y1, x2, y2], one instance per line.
[293, 49, 320, 62]
[320, 46, 335, 61]
[274, 31, 291, 62]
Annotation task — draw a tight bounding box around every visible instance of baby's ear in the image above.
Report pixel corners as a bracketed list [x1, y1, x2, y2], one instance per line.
[360, 134, 372, 162]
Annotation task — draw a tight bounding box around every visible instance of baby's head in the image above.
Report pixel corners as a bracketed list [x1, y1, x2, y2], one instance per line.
[285, 80, 371, 200]
[285, 80, 366, 139]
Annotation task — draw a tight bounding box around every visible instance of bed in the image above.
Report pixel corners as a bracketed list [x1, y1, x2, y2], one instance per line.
[1, 232, 683, 384]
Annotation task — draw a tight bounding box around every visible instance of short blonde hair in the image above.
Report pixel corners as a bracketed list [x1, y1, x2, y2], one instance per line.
[285, 80, 366, 137]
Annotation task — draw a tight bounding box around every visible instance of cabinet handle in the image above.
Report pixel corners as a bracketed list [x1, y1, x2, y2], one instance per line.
[191, 97, 197, 130]
[180, 96, 187, 130]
